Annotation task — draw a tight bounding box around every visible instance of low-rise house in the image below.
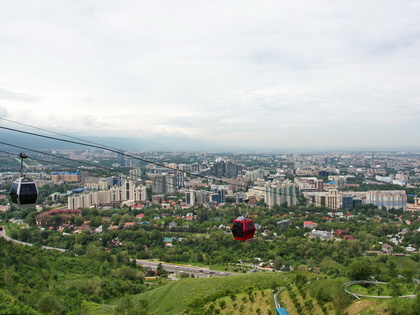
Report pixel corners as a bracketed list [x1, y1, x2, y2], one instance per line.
[389, 237, 399, 246]
[124, 222, 134, 229]
[262, 229, 271, 236]
[309, 230, 333, 241]
[0, 205, 10, 212]
[304, 221, 318, 229]
[343, 235, 356, 240]
[113, 240, 122, 247]
[164, 237, 173, 247]
[334, 229, 350, 237]
[382, 243, 394, 254]
[277, 219, 292, 228]
[74, 224, 91, 233]
[405, 245, 416, 252]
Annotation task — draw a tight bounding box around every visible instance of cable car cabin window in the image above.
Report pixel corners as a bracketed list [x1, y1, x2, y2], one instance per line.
[244, 221, 255, 238]
[19, 183, 38, 204]
[232, 221, 244, 237]
[9, 182, 19, 204]
[246, 222, 255, 231]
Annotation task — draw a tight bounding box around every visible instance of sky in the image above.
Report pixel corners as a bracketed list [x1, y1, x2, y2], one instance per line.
[0, 0, 420, 151]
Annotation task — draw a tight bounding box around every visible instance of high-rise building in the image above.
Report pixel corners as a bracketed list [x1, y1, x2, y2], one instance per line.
[118, 151, 125, 166]
[185, 190, 196, 206]
[226, 161, 239, 178]
[152, 173, 178, 194]
[264, 180, 297, 208]
[51, 172, 81, 183]
[342, 195, 353, 210]
[129, 168, 142, 181]
[195, 190, 210, 204]
[68, 180, 147, 209]
[366, 190, 407, 210]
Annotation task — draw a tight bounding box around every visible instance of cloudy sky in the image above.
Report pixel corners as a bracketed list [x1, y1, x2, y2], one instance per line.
[1, 1, 419, 151]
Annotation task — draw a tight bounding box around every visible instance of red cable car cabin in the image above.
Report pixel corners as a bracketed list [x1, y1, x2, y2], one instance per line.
[231, 216, 255, 241]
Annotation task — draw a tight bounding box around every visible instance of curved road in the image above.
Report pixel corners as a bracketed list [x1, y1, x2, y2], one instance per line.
[0, 226, 67, 252]
[0, 226, 233, 278]
[274, 287, 286, 309]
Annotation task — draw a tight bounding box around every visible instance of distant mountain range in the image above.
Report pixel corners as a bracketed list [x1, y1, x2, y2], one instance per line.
[0, 129, 235, 152]
[2, 129, 419, 154]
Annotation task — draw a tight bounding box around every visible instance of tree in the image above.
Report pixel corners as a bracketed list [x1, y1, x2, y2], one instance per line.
[73, 216, 84, 227]
[273, 257, 284, 270]
[347, 258, 375, 280]
[156, 263, 168, 277]
[401, 268, 415, 284]
[388, 279, 403, 298]
[387, 259, 398, 278]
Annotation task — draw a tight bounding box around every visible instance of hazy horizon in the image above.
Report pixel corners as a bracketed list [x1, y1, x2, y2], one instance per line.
[1, 1, 419, 150]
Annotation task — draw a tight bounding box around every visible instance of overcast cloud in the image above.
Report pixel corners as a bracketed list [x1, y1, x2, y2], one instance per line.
[0, 0, 419, 150]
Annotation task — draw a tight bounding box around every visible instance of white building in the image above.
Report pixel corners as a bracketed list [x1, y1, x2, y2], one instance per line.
[366, 190, 407, 211]
[264, 180, 297, 208]
[68, 180, 147, 209]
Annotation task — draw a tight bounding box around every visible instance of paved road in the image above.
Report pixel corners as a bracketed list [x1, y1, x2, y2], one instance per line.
[136, 259, 231, 278]
[0, 226, 67, 252]
[274, 287, 286, 309]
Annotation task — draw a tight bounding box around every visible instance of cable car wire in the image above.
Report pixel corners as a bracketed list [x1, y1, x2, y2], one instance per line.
[0, 148, 182, 191]
[0, 125, 210, 179]
[0, 117, 165, 165]
[0, 123, 299, 199]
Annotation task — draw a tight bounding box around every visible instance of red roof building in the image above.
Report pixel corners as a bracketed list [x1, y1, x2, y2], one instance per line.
[36, 209, 82, 226]
[304, 221, 318, 229]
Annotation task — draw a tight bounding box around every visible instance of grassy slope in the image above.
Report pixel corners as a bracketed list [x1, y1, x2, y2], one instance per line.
[393, 256, 420, 272]
[371, 256, 420, 273]
[130, 271, 411, 315]
[133, 272, 288, 314]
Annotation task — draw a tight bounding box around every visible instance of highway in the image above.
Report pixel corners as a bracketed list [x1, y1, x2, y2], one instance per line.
[135, 259, 231, 278]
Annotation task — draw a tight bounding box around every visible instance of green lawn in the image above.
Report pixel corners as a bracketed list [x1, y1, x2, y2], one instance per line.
[348, 283, 416, 296]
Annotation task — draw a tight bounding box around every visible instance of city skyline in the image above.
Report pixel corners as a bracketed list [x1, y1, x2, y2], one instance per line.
[1, 1, 420, 151]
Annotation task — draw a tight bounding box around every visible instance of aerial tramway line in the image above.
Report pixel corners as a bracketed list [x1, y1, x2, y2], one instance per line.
[0, 119, 299, 241]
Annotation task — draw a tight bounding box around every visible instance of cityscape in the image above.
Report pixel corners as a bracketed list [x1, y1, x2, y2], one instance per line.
[0, 146, 419, 314]
[1, 0, 420, 314]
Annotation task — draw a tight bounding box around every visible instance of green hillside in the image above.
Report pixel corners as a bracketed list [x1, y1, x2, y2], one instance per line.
[121, 271, 419, 315]
[0, 290, 40, 315]
[130, 272, 288, 314]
